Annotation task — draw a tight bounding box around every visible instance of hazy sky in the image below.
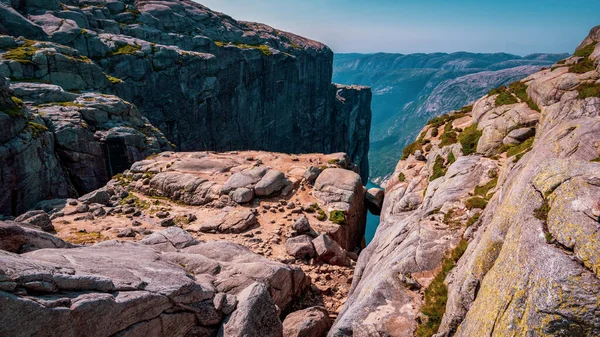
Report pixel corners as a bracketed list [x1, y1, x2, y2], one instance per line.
[197, 0, 600, 55]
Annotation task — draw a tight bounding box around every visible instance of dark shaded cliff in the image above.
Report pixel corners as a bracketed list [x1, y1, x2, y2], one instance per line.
[0, 0, 372, 214]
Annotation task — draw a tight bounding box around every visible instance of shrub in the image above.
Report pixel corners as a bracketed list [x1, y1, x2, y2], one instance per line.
[398, 172, 406, 182]
[465, 197, 487, 210]
[415, 239, 469, 337]
[573, 42, 596, 58]
[329, 210, 346, 224]
[577, 82, 600, 99]
[495, 91, 518, 106]
[430, 156, 447, 181]
[402, 140, 423, 159]
[458, 124, 482, 155]
[439, 123, 458, 147]
[430, 127, 439, 137]
[570, 43, 597, 74]
[506, 137, 534, 157]
[317, 209, 327, 221]
[592, 157, 600, 162]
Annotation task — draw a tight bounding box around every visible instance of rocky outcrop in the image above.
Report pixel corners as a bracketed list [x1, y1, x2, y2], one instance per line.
[331, 27, 600, 336]
[0, 223, 309, 337]
[0, 0, 372, 186]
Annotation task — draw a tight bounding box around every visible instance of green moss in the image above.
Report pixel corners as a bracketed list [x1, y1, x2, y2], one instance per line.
[573, 42, 596, 58]
[2, 40, 38, 63]
[316, 209, 327, 221]
[430, 155, 447, 181]
[576, 82, 600, 99]
[430, 127, 439, 137]
[40, 101, 84, 108]
[427, 112, 467, 129]
[213, 41, 273, 56]
[447, 152, 456, 166]
[5, 106, 24, 118]
[474, 178, 498, 199]
[27, 121, 48, 138]
[545, 232, 553, 243]
[10, 96, 23, 106]
[458, 124, 482, 155]
[465, 212, 481, 228]
[415, 239, 469, 337]
[105, 74, 123, 84]
[113, 173, 132, 186]
[591, 157, 600, 162]
[398, 172, 406, 182]
[329, 210, 346, 224]
[507, 137, 534, 157]
[465, 197, 487, 210]
[496, 91, 518, 106]
[534, 199, 550, 222]
[109, 44, 141, 57]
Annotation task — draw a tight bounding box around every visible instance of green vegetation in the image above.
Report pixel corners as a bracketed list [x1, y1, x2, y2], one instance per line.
[570, 43, 596, 74]
[545, 232, 553, 243]
[474, 178, 498, 199]
[465, 196, 487, 210]
[213, 41, 273, 56]
[430, 127, 439, 137]
[576, 82, 600, 99]
[3, 40, 38, 63]
[106, 74, 123, 84]
[401, 140, 423, 159]
[458, 124, 482, 155]
[592, 157, 600, 162]
[329, 210, 346, 224]
[439, 123, 458, 147]
[113, 173, 132, 186]
[509, 81, 540, 111]
[11, 96, 23, 106]
[109, 43, 141, 57]
[497, 136, 534, 159]
[40, 101, 84, 108]
[415, 239, 469, 337]
[398, 172, 406, 182]
[27, 122, 48, 138]
[120, 193, 150, 210]
[427, 112, 467, 129]
[430, 155, 447, 181]
[447, 152, 456, 166]
[316, 209, 327, 221]
[534, 198, 550, 222]
[465, 212, 481, 228]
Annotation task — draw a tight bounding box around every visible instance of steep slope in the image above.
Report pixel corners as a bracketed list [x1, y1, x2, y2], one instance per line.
[0, 0, 371, 183]
[333, 52, 568, 182]
[331, 27, 600, 336]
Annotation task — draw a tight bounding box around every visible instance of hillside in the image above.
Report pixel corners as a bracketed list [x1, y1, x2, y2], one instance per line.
[331, 26, 600, 337]
[333, 51, 568, 183]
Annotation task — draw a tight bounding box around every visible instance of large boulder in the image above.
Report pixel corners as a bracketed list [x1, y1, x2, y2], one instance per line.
[14, 210, 53, 232]
[255, 169, 288, 197]
[285, 235, 316, 259]
[283, 306, 330, 337]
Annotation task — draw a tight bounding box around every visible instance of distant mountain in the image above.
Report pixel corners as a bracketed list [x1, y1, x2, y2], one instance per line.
[333, 52, 569, 183]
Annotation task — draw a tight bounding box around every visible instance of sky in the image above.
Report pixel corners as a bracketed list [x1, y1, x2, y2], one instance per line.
[197, 0, 600, 56]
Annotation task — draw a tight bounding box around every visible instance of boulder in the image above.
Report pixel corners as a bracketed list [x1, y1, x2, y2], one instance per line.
[283, 306, 330, 337]
[285, 235, 316, 259]
[291, 215, 311, 233]
[78, 188, 111, 206]
[222, 167, 269, 194]
[218, 282, 283, 337]
[502, 127, 536, 145]
[230, 188, 254, 204]
[255, 170, 288, 197]
[303, 166, 323, 184]
[312, 234, 348, 266]
[190, 209, 258, 234]
[0, 221, 72, 253]
[14, 210, 53, 232]
[365, 187, 384, 215]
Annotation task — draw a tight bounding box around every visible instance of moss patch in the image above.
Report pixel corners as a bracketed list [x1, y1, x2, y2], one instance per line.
[27, 122, 48, 138]
[317, 208, 327, 221]
[398, 172, 406, 182]
[415, 239, 469, 337]
[402, 140, 423, 159]
[465, 212, 481, 228]
[2, 40, 38, 63]
[570, 43, 596, 74]
[109, 44, 141, 57]
[439, 123, 458, 147]
[214, 41, 273, 56]
[447, 152, 456, 166]
[591, 157, 600, 162]
[509, 81, 540, 112]
[106, 74, 123, 84]
[465, 197, 488, 210]
[534, 198, 550, 222]
[329, 210, 346, 224]
[474, 178, 498, 199]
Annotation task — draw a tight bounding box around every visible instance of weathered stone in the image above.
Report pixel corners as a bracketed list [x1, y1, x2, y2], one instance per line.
[312, 234, 348, 266]
[291, 215, 311, 233]
[285, 235, 316, 259]
[230, 188, 254, 204]
[255, 170, 288, 197]
[14, 210, 53, 232]
[283, 306, 330, 337]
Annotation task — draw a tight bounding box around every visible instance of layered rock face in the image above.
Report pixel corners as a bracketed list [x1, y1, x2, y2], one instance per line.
[331, 27, 600, 336]
[0, 222, 308, 337]
[0, 0, 372, 186]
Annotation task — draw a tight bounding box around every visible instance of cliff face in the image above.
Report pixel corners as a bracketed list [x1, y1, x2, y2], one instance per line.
[333, 52, 568, 183]
[0, 0, 372, 192]
[331, 27, 600, 336]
